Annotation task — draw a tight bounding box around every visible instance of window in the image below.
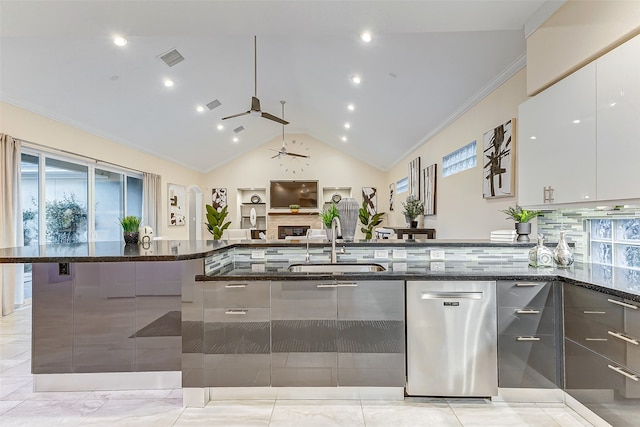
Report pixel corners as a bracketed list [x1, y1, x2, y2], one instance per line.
[590, 218, 640, 285]
[443, 140, 477, 177]
[396, 177, 409, 194]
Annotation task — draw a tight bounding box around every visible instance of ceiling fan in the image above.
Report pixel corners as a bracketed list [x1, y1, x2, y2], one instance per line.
[271, 101, 310, 159]
[222, 36, 288, 125]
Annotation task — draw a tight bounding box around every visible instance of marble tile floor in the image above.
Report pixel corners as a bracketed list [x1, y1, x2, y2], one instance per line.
[1, 305, 594, 426]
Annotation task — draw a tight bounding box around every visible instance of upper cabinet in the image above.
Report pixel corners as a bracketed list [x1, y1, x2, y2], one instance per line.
[518, 34, 640, 207]
[518, 62, 597, 206]
[596, 35, 640, 202]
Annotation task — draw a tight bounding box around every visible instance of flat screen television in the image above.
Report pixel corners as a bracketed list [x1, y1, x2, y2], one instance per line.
[269, 180, 318, 209]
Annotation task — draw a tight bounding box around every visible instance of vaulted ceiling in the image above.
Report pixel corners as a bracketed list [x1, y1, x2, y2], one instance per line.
[0, 1, 561, 172]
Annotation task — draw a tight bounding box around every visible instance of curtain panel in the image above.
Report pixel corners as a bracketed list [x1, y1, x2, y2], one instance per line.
[142, 172, 161, 236]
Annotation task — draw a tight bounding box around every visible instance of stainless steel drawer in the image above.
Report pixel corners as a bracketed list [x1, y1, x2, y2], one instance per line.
[204, 307, 270, 323]
[565, 308, 625, 362]
[498, 334, 558, 388]
[204, 281, 270, 308]
[498, 306, 554, 335]
[497, 281, 553, 308]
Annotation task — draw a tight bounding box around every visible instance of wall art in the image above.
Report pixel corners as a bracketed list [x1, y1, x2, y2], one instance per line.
[167, 183, 186, 226]
[408, 156, 421, 198]
[211, 188, 227, 211]
[362, 187, 377, 216]
[483, 119, 514, 198]
[389, 183, 395, 211]
[422, 163, 437, 215]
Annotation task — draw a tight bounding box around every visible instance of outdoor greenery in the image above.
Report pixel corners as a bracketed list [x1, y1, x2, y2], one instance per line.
[401, 195, 424, 221]
[119, 216, 141, 232]
[22, 209, 37, 245]
[320, 203, 340, 228]
[45, 194, 87, 244]
[205, 204, 231, 240]
[501, 205, 542, 223]
[359, 201, 385, 240]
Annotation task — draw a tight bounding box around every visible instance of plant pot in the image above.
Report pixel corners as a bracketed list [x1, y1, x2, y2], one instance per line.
[515, 222, 531, 243]
[290, 209, 299, 214]
[123, 231, 139, 245]
[410, 220, 418, 228]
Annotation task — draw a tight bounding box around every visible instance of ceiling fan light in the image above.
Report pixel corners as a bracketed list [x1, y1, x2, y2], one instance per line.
[249, 110, 261, 117]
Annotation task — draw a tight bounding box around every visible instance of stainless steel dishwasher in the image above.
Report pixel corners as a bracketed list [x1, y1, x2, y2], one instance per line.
[406, 281, 497, 397]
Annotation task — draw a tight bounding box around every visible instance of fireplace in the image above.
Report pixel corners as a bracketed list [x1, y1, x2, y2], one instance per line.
[278, 225, 310, 239]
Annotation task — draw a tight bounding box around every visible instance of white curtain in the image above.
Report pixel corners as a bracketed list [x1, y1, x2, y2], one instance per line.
[1, 134, 24, 316]
[142, 172, 161, 236]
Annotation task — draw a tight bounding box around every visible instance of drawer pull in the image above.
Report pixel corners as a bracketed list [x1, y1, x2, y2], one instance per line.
[583, 310, 606, 314]
[225, 284, 248, 288]
[607, 299, 638, 310]
[585, 338, 608, 341]
[225, 309, 248, 315]
[515, 283, 540, 287]
[337, 282, 358, 287]
[516, 309, 540, 314]
[608, 330, 639, 346]
[607, 364, 640, 382]
[316, 283, 338, 288]
[516, 336, 541, 341]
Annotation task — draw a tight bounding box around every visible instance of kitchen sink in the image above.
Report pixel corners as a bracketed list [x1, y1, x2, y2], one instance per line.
[287, 263, 386, 273]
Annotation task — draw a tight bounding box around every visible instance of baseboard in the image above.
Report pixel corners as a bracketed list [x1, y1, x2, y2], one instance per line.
[33, 371, 181, 392]
[564, 392, 612, 427]
[496, 387, 564, 403]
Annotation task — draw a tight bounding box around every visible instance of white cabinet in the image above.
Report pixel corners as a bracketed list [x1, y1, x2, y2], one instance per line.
[518, 62, 597, 206]
[596, 35, 640, 201]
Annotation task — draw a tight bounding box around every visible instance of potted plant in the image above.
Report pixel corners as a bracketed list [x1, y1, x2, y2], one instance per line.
[500, 204, 542, 242]
[289, 204, 300, 213]
[205, 204, 231, 240]
[119, 215, 141, 245]
[401, 195, 424, 228]
[320, 203, 340, 240]
[359, 201, 385, 240]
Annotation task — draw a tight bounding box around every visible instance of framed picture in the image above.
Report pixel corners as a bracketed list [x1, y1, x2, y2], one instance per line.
[167, 183, 186, 226]
[211, 188, 227, 211]
[389, 183, 395, 211]
[422, 163, 437, 215]
[483, 119, 514, 198]
[362, 187, 377, 216]
[408, 157, 421, 198]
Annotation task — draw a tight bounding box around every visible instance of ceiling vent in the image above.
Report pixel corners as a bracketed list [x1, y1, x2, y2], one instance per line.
[233, 126, 245, 133]
[159, 48, 184, 67]
[206, 99, 222, 110]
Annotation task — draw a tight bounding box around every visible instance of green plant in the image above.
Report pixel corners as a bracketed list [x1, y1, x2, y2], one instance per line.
[119, 216, 141, 232]
[500, 205, 542, 223]
[401, 195, 424, 220]
[45, 194, 87, 244]
[320, 203, 340, 228]
[205, 204, 231, 240]
[22, 209, 37, 245]
[359, 201, 385, 239]
[289, 204, 300, 210]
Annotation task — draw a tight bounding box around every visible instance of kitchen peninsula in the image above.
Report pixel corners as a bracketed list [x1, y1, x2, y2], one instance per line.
[2, 239, 639, 426]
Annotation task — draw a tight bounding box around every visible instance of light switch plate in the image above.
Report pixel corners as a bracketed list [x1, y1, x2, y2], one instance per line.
[251, 263, 266, 272]
[251, 250, 265, 259]
[430, 261, 445, 271]
[374, 250, 389, 259]
[393, 262, 407, 272]
[392, 249, 407, 259]
[430, 250, 445, 260]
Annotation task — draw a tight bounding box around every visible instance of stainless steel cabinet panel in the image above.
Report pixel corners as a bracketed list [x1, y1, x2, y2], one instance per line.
[337, 280, 404, 321]
[204, 281, 270, 308]
[497, 281, 553, 308]
[498, 334, 557, 389]
[271, 281, 337, 320]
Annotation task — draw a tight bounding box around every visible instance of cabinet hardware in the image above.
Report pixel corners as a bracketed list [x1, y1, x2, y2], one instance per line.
[336, 282, 358, 287]
[583, 310, 606, 314]
[516, 309, 540, 314]
[225, 284, 247, 288]
[607, 330, 639, 345]
[421, 292, 483, 300]
[515, 283, 539, 287]
[316, 283, 338, 288]
[585, 338, 608, 341]
[516, 336, 541, 341]
[543, 186, 554, 203]
[607, 299, 638, 310]
[607, 364, 640, 381]
[224, 309, 248, 315]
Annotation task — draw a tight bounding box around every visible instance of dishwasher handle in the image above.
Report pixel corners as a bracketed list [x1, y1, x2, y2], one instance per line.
[420, 291, 483, 300]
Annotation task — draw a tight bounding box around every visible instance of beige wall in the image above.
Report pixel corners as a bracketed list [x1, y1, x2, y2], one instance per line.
[527, 0, 640, 95]
[385, 69, 529, 239]
[0, 101, 204, 240]
[202, 133, 387, 239]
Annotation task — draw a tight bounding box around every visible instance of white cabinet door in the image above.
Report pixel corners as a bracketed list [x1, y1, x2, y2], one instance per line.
[518, 63, 597, 206]
[596, 34, 640, 201]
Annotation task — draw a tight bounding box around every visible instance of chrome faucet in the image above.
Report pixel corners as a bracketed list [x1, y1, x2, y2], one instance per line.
[330, 216, 342, 263]
[305, 229, 311, 263]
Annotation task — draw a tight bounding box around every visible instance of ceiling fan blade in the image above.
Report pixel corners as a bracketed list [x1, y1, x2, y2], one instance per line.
[221, 111, 250, 120]
[262, 111, 289, 125]
[250, 96, 261, 112]
[270, 154, 281, 159]
[287, 152, 310, 159]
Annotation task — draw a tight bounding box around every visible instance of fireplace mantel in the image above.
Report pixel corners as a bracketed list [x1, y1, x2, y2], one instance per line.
[266, 212, 323, 239]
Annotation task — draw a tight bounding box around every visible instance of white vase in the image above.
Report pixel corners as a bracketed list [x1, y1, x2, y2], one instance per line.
[553, 230, 574, 268]
[337, 198, 359, 241]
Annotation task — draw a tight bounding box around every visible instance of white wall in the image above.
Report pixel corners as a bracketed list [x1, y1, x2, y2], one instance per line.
[385, 69, 529, 239]
[0, 102, 204, 240]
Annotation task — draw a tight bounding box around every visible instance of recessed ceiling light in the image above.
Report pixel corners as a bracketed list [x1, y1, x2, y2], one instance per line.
[196, 106, 205, 113]
[572, 119, 581, 124]
[347, 103, 355, 111]
[351, 75, 361, 85]
[344, 122, 351, 129]
[341, 136, 348, 142]
[361, 32, 372, 43]
[113, 36, 127, 47]
[164, 79, 174, 87]
[232, 137, 239, 143]
[217, 124, 224, 131]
